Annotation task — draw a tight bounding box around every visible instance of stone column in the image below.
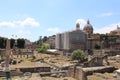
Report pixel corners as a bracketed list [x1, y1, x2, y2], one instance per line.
[5, 39, 11, 69]
[5, 39, 12, 80]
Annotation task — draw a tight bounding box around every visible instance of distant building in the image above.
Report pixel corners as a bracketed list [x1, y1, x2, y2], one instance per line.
[55, 20, 120, 54]
[110, 38, 120, 50]
[23, 39, 38, 50]
[110, 25, 120, 36]
[108, 25, 120, 50]
[56, 22, 88, 53]
[46, 36, 56, 49]
[25, 39, 31, 48]
[55, 20, 105, 55]
[25, 39, 32, 45]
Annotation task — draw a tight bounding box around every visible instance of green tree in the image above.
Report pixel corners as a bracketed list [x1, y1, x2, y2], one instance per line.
[71, 49, 85, 62]
[94, 44, 101, 49]
[37, 36, 43, 47]
[38, 44, 50, 53]
[10, 38, 15, 48]
[0, 37, 6, 48]
[17, 38, 25, 48]
[42, 36, 48, 42]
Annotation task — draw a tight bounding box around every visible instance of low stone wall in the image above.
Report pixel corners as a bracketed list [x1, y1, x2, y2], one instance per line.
[105, 50, 120, 56]
[66, 66, 117, 80]
[83, 66, 117, 75]
[19, 66, 51, 73]
[0, 70, 23, 77]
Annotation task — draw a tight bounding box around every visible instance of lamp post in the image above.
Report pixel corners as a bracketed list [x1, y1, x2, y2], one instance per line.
[4, 39, 11, 80]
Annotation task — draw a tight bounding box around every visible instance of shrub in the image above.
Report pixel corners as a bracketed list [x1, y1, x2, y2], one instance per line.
[0, 53, 5, 59]
[71, 49, 84, 62]
[38, 44, 50, 53]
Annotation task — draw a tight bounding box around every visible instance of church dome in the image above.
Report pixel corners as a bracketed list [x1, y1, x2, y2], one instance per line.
[83, 20, 93, 34]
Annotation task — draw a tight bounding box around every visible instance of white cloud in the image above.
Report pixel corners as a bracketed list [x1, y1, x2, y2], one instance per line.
[97, 12, 113, 17]
[0, 17, 40, 28]
[76, 19, 86, 29]
[20, 17, 40, 27]
[47, 27, 61, 33]
[94, 23, 120, 34]
[0, 22, 15, 27]
[76, 19, 86, 24]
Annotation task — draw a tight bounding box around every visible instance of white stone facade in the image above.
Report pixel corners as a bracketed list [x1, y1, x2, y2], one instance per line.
[56, 29, 88, 51]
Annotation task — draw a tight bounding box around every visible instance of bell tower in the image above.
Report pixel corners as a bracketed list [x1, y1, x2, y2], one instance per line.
[76, 23, 80, 30]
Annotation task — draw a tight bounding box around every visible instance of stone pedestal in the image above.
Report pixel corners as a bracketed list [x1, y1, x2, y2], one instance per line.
[115, 70, 120, 80]
[66, 66, 87, 80]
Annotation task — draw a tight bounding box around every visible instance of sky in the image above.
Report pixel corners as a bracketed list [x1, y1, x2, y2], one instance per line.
[0, 0, 120, 42]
